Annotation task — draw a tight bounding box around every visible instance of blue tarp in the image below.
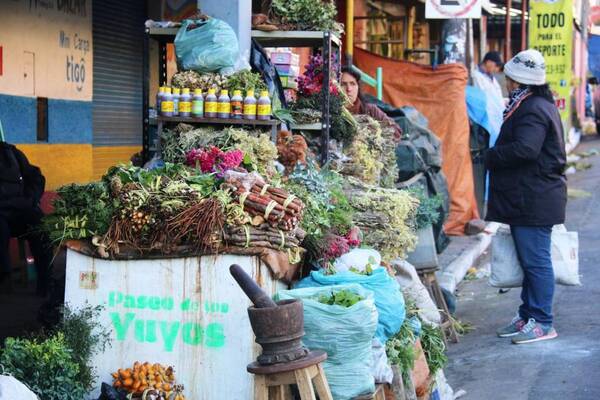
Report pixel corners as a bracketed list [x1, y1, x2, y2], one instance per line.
[465, 86, 492, 135]
[589, 34, 600, 80]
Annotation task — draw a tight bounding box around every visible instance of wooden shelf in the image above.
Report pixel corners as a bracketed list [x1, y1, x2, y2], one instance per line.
[251, 30, 341, 48]
[156, 116, 279, 127]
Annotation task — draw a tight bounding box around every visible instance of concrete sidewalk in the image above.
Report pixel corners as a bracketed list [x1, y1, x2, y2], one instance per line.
[443, 137, 600, 399]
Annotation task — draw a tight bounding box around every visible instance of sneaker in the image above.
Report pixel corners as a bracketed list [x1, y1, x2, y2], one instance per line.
[496, 314, 527, 338]
[511, 319, 558, 344]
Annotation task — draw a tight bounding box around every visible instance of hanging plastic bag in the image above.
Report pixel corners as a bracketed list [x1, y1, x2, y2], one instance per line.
[490, 225, 581, 287]
[276, 284, 377, 400]
[174, 18, 239, 74]
[296, 268, 406, 343]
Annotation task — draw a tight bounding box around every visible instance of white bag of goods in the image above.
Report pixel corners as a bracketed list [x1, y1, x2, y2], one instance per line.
[333, 248, 382, 274]
[393, 259, 442, 326]
[490, 225, 581, 287]
[371, 339, 394, 384]
[276, 284, 378, 400]
[0, 374, 38, 400]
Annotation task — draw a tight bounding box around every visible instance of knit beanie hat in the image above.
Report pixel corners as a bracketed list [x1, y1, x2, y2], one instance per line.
[504, 49, 546, 85]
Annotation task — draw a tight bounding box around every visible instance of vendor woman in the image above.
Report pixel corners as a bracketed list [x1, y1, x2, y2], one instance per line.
[341, 66, 402, 139]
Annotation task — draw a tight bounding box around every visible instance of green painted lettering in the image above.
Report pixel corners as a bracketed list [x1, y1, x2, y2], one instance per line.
[108, 291, 123, 307]
[160, 321, 180, 352]
[161, 297, 174, 310]
[205, 323, 225, 348]
[181, 299, 191, 311]
[134, 319, 145, 342]
[124, 295, 136, 308]
[182, 322, 203, 345]
[145, 320, 158, 343]
[136, 295, 147, 309]
[110, 312, 135, 341]
[220, 303, 229, 314]
[148, 297, 161, 310]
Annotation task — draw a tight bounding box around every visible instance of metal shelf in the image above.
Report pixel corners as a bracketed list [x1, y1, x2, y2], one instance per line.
[290, 123, 326, 131]
[157, 116, 279, 127]
[251, 30, 341, 48]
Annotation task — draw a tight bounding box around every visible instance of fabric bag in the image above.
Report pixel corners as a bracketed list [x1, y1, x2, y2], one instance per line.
[276, 284, 377, 400]
[0, 372, 38, 400]
[296, 268, 406, 343]
[490, 225, 581, 287]
[174, 18, 239, 74]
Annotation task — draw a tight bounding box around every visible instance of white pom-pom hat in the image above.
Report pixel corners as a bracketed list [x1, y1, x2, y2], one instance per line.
[504, 49, 547, 86]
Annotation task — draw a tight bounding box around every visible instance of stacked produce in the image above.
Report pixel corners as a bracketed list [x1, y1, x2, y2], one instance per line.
[111, 362, 186, 399]
[171, 69, 267, 94]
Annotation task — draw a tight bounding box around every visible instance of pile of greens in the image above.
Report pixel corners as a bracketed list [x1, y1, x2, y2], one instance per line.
[42, 183, 114, 244]
[292, 93, 357, 144]
[318, 289, 364, 307]
[270, 0, 344, 34]
[171, 69, 267, 94]
[410, 187, 444, 230]
[0, 306, 110, 400]
[420, 323, 448, 375]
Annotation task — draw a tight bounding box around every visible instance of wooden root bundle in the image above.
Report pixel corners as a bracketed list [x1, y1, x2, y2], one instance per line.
[224, 224, 306, 250]
[166, 198, 225, 250]
[227, 180, 305, 231]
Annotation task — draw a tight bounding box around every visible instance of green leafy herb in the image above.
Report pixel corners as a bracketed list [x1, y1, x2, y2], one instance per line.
[318, 289, 364, 307]
[420, 323, 448, 375]
[270, 0, 344, 34]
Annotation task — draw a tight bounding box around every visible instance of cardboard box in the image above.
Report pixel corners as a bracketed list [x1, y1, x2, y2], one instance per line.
[270, 51, 300, 66]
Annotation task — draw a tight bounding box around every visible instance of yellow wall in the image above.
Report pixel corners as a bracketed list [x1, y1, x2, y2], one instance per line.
[16, 144, 142, 190]
[92, 146, 141, 180]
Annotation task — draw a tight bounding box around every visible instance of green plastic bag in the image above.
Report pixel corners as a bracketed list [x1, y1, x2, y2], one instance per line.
[276, 284, 377, 400]
[174, 18, 239, 74]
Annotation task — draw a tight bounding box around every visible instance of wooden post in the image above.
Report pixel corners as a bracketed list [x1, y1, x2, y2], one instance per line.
[521, 0, 527, 50]
[505, 0, 512, 60]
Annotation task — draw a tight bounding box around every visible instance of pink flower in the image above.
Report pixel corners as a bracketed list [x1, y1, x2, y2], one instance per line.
[186, 146, 244, 176]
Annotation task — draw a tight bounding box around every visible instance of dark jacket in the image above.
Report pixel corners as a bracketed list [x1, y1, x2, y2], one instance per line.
[0, 142, 45, 217]
[485, 95, 567, 226]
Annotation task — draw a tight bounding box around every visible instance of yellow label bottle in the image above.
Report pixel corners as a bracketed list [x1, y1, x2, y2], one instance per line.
[257, 90, 271, 120]
[204, 88, 218, 118]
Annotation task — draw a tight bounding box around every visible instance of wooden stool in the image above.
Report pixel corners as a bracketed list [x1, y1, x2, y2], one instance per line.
[248, 350, 333, 400]
[417, 267, 459, 344]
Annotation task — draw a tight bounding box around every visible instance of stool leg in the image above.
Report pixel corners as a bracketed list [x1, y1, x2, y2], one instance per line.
[270, 385, 292, 400]
[431, 278, 459, 343]
[294, 368, 317, 400]
[255, 375, 269, 400]
[313, 364, 333, 400]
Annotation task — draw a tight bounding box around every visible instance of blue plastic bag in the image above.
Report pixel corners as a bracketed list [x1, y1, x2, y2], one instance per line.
[296, 268, 405, 343]
[276, 284, 377, 400]
[174, 18, 239, 74]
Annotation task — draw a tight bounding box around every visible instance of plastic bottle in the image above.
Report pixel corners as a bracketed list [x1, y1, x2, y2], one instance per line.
[243, 90, 257, 120]
[257, 90, 271, 120]
[161, 87, 174, 117]
[204, 88, 218, 118]
[179, 88, 192, 117]
[218, 89, 231, 119]
[231, 90, 243, 119]
[156, 86, 164, 114]
[192, 89, 204, 118]
[172, 87, 181, 116]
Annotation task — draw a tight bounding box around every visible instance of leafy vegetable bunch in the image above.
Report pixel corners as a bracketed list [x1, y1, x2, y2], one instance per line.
[270, 0, 343, 34]
[318, 289, 364, 307]
[42, 182, 114, 244]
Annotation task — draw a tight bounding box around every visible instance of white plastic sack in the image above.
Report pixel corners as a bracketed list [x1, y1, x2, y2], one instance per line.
[433, 370, 454, 400]
[490, 225, 581, 288]
[393, 259, 442, 325]
[371, 339, 394, 384]
[333, 248, 382, 273]
[0, 375, 38, 400]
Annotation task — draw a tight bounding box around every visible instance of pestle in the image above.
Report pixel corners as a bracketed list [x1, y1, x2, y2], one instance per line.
[229, 264, 278, 308]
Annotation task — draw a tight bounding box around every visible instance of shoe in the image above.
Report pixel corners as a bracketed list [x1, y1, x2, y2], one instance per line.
[511, 319, 558, 344]
[497, 314, 527, 337]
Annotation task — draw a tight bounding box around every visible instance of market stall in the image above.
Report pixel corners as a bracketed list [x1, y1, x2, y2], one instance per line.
[0, 4, 458, 400]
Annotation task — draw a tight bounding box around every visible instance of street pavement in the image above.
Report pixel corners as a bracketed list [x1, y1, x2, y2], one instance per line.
[445, 137, 600, 400]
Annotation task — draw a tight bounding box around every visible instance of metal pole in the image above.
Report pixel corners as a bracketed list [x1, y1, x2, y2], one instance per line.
[505, 0, 512, 61]
[321, 32, 332, 165]
[521, 0, 527, 50]
[143, 28, 150, 162]
[480, 15, 487, 61]
[345, 0, 354, 66]
[376, 67, 383, 101]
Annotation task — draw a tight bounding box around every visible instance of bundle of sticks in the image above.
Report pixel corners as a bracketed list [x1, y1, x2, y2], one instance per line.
[226, 180, 305, 231]
[224, 224, 306, 250]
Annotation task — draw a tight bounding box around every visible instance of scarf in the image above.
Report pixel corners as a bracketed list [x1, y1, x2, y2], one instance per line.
[503, 86, 532, 121]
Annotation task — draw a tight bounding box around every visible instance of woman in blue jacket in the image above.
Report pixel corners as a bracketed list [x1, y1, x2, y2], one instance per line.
[485, 49, 567, 344]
